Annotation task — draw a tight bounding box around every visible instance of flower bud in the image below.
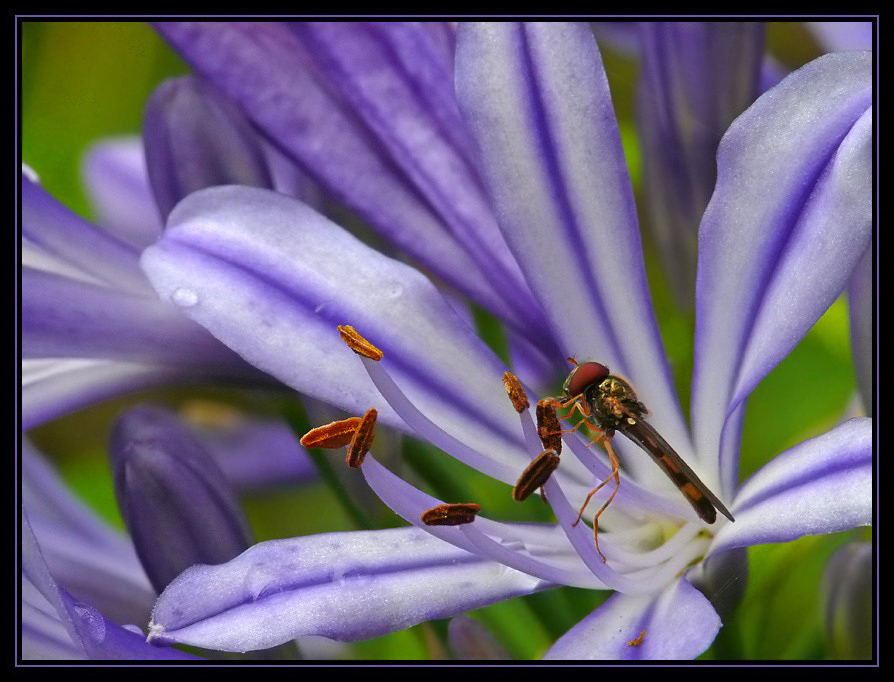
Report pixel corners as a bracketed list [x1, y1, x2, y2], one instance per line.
[110, 405, 253, 593]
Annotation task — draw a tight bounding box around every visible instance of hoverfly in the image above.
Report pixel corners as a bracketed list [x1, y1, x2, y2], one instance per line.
[519, 360, 734, 561]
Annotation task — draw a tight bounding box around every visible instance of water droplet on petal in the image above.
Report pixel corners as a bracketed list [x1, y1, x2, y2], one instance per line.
[72, 601, 106, 643]
[171, 287, 199, 308]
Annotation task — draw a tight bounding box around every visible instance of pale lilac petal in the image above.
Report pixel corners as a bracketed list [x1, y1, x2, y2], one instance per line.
[22, 511, 87, 659]
[154, 22, 539, 338]
[148, 527, 544, 651]
[806, 21, 874, 52]
[543, 578, 721, 659]
[710, 418, 872, 554]
[140, 186, 526, 473]
[732, 106, 872, 406]
[692, 51, 872, 482]
[292, 23, 543, 341]
[360, 453, 600, 589]
[81, 138, 163, 249]
[456, 22, 692, 463]
[22, 582, 85, 660]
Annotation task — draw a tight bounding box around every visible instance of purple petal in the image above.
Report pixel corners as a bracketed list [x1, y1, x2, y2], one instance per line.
[187, 409, 317, 491]
[143, 76, 273, 219]
[543, 577, 721, 659]
[360, 453, 600, 589]
[23, 266, 244, 368]
[24, 441, 156, 625]
[455, 22, 691, 458]
[154, 22, 540, 338]
[81, 138, 163, 250]
[57, 591, 199, 660]
[691, 51, 872, 478]
[140, 186, 527, 472]
[290, 23, 545, 340]
[22, 512, 197, 660]
[148, 526, 544, 651]
[22, 584, 85, 659]
[22, 175, 148, 296]
[710, 417, 872, 553]
[110, 405, 254, 593]
[22, 358, 181, 430]
[637, 22, 764, 304]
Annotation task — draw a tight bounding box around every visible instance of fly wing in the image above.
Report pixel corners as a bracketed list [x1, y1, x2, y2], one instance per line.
[617, 418, 734, 524]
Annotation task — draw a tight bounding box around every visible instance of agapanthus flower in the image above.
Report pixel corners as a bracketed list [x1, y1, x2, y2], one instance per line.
[20, 21, 873, 661]
[132, 22, 872, 658]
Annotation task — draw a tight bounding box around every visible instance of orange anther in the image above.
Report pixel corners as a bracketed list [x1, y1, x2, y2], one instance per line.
[338, 325, 383, 361]
[502, 372, 529, 413]
[300, 416, 362, 449]
[346, 408, 377, 468]
[421, 502, 482, 526]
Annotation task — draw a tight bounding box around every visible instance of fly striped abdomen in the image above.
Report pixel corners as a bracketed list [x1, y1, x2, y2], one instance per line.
[618, 417, 734, 524]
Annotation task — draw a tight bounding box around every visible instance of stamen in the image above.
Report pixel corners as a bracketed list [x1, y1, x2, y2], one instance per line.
[526, 462, 633, 591]
[421, 502, 482, 526]
[300, 416, 362, 449]
[338, 324, 383, 361]
[536, 400, 562, 454]
[501, 372, 529, 413]
[619, 533, 711, 591]
[513, 449, 560, 502]
[627, 630, 646, 647]
[605, 522, 702, 569]
[356, 355, 514, 482]
[459, 522, 603, 590]
[346, 408, 377, 468]
[360, 455, 603, 589]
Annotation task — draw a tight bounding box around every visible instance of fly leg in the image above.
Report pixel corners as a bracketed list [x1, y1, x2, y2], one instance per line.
[572, 434, 621, 563]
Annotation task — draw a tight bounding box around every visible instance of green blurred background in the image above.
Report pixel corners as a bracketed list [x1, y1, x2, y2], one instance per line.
[20, 21, 872, 660]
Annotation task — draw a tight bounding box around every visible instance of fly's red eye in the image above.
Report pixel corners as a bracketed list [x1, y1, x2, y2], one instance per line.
[566, 361, 610, 397]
